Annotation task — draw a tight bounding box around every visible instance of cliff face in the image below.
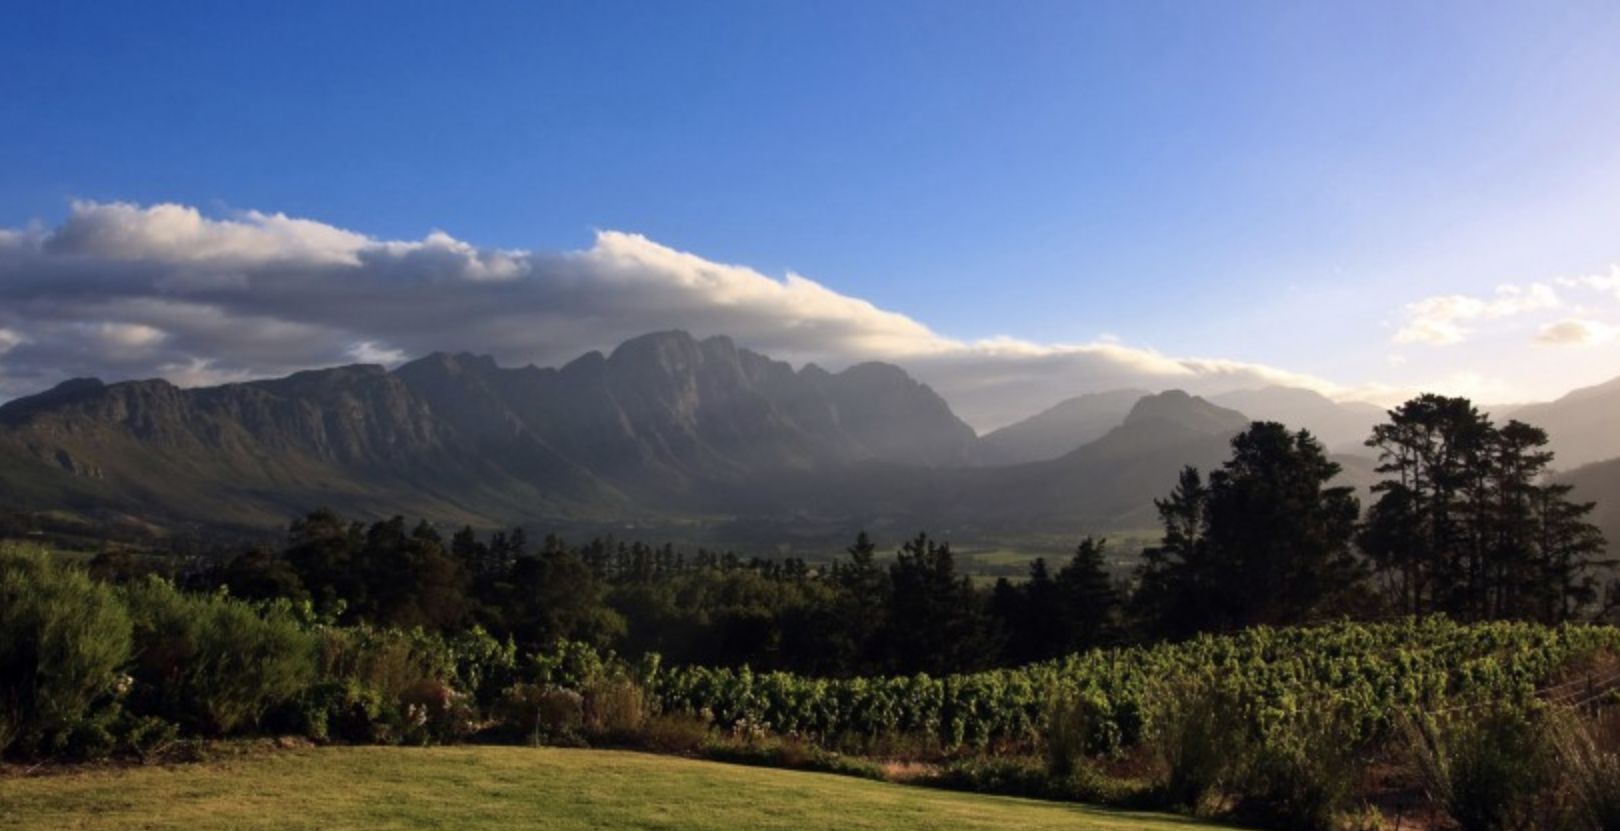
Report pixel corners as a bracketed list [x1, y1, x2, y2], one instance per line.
[0, 330, 985, 527]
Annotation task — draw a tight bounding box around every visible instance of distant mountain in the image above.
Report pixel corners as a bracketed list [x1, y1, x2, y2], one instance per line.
[0, 331, 981, 529]
[0, 333, 1516, 540]
[0, 363, 619, 529]
[1502, 375, 1620, 471]
[1562, 457, 1620, 553]
[1209, 386, 1386, 452]
[979, 389, 1147, 464]
[942, 390, 1252, 529]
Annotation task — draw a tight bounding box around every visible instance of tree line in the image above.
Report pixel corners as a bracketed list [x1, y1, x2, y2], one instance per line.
[132, 392, 1610, 678]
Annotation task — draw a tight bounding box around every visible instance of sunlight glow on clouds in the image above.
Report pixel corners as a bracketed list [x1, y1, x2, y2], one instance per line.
[1557, 266, 1620, 300]
[1393, 283, 1562, 346]
[0, 200, 1394, 429]
[1537, 318, 1620, 347]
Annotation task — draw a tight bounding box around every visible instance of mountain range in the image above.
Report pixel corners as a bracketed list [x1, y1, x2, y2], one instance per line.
[0, 330, 1612, 541]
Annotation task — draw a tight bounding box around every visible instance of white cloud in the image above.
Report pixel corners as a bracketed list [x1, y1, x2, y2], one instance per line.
[95, 322, 167, 348]
[0, 200, 1375, 429]
[45, 201, 371, 266]
[1393, 283, 1561, 345]
[1537, 318, 1620, 346]
[1556, 265, 1620, 300]
[348, 341, 407, 365]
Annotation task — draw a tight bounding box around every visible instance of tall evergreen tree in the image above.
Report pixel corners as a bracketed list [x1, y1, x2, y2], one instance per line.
[1362, 396, 1609, 621]
[1137, 423, 1364, 637]
[830, 531, 889, 673]
[1055, 537, 1121, 650]
[884, 533, 996, 674]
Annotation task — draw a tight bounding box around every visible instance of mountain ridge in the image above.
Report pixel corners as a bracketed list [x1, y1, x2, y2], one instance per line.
[1, 331, 1606, 540]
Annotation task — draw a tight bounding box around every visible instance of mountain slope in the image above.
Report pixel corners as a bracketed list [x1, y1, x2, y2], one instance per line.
[0, 331, 983, 528]
[0, 367, 617, 528]
[1209, 386, 1385, 452]
[979, 389, 1147, 464]
[1563, 457, 1620, 553]
[0, 335, 1419, 538]
[947, 391, 1252, 529]
[1503, 375, 1620, 470]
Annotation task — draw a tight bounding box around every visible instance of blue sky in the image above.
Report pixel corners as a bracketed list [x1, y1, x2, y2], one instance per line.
[3, 1, 1620, 416]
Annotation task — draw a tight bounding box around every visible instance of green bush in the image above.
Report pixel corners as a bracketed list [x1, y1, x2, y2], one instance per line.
[0, 544, 132, 757]
[315, 627, 439, 701]
[123, 578, 317, 735]
[928, 753, 1147, 806]
[1043, 695, 1091, 778]
[116, 713, 181, 762]
[1405, 708, 1555, 831]
[701, 735, 884, 780]
[1146, 681, 1250, 813]
[933, 755, 1056, 799]
[1232, 707, 1364, 831]
[398, 678, 476, 745]
[269, 679, 395, 744]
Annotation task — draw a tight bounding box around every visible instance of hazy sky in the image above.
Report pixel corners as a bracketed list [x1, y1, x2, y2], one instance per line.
[3, 1, 1620, 426]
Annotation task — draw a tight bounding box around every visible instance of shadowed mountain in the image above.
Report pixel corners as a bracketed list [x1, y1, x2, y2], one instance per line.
[990, 390, 1252, 526]
[0, 365, 619, 529]
[1500, 375, 1620, 470]
[1563, 457, 1620, 553]
[979, 389, 1147, 464]
[0, 334, 1473, 538]
[0, 331, 981, 528]
[1209, 386, 1386, 452]
[710, 389, 1255, 535]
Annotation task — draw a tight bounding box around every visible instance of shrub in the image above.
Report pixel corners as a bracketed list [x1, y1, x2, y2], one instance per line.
[1043, 695, 1091, 779]
[398, 678, 477, 745]
[316, 627, 439, 701]
[495, 684, 584, 746]
[584, 677, 645, 737]
[123, 578, 317, 735]
[933, 755, 1056, 799]
[286, 680, 396, 744]
[1146, 680, 1251, 813]
[0, 544, 133, 757]
[1405, 708, 1555, 831]
[443, 627, 518, 707]
[1551, 707, 1620, 831]
[635, 712, 713, 754]
[116, 713, 181, 762]
[1233, 708, 1364, 831]
[528, 640, 609, 688]
[702, 735, 884, 780]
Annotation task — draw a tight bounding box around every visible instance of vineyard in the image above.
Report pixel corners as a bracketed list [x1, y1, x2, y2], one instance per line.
[651, 618, 1620, 754]
[9, 540, 1620, 830]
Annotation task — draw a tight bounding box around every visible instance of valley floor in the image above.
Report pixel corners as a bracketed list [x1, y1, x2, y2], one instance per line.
[0, 745, 1231, 831]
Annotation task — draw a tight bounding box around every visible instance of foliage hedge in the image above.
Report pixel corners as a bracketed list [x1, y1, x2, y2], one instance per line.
[652, 617, 1620, 754]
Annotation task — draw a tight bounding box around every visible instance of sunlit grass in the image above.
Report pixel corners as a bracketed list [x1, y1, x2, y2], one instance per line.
[0, 745, 1233, 831]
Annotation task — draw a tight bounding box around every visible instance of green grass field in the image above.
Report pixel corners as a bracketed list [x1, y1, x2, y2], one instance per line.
[0, 746, 1232, 831]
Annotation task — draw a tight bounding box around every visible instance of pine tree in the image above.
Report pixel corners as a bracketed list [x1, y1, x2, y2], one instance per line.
[1056, 537, 1121, 650]
[1137, 423, 1363, 637]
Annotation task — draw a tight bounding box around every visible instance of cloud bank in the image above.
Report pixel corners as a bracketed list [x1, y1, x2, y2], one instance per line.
[1393, 283, 1561, 346]
[0, 201, 1369, 430]
[1394, 266, 1620, 353]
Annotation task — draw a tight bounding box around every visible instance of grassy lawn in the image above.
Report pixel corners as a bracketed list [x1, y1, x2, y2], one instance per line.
[0, 745, 1234, 831]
